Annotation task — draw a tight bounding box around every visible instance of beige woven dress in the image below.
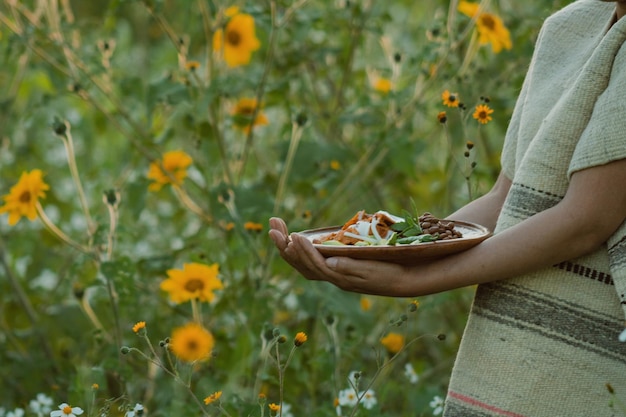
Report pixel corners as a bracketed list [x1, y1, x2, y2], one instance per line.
[443, 1, 626, 416]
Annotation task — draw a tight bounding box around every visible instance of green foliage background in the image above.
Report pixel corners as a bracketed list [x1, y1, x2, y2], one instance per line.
[0, 0, 573, 415]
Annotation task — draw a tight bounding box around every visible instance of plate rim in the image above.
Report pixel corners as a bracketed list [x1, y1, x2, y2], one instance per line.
[298, 219, 492, 249]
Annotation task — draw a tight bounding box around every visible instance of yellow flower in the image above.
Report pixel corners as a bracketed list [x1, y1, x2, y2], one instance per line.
[147, 150, 193, 191]
[204, 391, 222, 405]
[231, 98, 269, 133]
[244, 221, 264, 232]
[373, 77, 393, 94]
[0, 169, 50, 226]
[268, 403, 281, 412]
[437, 111, 447, 124]
[441, 90, 460, 108]
[473, 103, 494, 124]
[213, 13, 261, 67]
[132, 321, 146, 333]
[160, 262, 223, 304]
[330, 160, 341, 171]
[360, 296, 372, 311]
[170, 322, 214, 363]
[294, 331, 308, 347]
[185, 60, 201, 71]
[458, 1, 512, 53]
[380, 332, 405, 354]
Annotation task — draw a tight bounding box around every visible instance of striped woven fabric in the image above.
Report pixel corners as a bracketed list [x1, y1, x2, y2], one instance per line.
[444, 1, 626, 415]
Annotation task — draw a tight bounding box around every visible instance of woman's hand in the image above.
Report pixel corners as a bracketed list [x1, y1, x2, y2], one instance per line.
[268, 217, 413, 296]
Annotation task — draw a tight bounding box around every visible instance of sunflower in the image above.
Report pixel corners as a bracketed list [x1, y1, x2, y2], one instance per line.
[231, 98, 269, 133]
[160, 262, 223, 304]
[458, 1, 512, 53]
[380, 332, 405, 354]
[441, 90, 460, 108]
[170, 322, 214, 363]
[213, 12, 261, 68]
[473, 103, 494, 124]
[147, 150, 193, 192]
[0, 169, 50, 226]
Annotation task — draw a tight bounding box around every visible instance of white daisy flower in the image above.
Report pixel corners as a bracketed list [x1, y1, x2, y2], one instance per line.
[6, 409, 24, 417]
[404, 362, 420, 384]
[338, 388, 358, 407]
[30, 393, 54, 417]
[429, 395, 445, 416]
[50, 403, 84, 417]
[359, 389, 377, 410]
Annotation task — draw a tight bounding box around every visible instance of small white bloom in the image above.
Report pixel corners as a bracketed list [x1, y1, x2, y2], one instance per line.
[124, 403, 144, 417]
[359, 389, 377, 410]
[30, 393, 54, 416]
[50, 403, 84, 417]
[429, 395, 445, 416]
[404, 362, 419, 384]
[6, 409, 24, 417]
[619, 327, 626, 342]
[280, 403, 294, 417]
[338, 388, 358, 407]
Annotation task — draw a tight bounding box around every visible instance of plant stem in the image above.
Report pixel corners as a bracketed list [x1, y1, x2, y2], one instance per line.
[36, 203, 91, 254]
[273, 122, 304, 215]
[58, 124, 96, 236]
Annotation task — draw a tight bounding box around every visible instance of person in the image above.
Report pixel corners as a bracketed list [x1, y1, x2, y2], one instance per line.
[269, 0, 626, 415]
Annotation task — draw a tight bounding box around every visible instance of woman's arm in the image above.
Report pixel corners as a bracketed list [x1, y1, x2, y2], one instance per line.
[269, 159, 626, 297]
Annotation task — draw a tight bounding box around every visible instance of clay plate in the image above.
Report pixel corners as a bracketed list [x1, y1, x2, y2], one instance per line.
[298, 220, 491, 265]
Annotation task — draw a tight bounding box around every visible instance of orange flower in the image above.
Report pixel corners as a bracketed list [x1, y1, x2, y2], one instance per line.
[132, 321, 146, 333]
[294, 332, 308, 347]
[231, 98, 269, 133]
[458, 1, 512, 53]
[244, 221, 263, 232]
[380, 332, 405, 354]
[0, 169, 49, 225]
[147, 150, 193, 191]
[213, 12, 261, 67]
[204, 391, 222, 405]
[160, 262, 223, 304]
[170, 322, 214, 363]
[473, 104, 494, 124]
[442, 90, 460, 108]
[373, 77, 393, 94]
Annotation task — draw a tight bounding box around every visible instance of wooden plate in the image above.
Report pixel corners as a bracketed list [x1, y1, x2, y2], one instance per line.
[297, 220, 491, 265]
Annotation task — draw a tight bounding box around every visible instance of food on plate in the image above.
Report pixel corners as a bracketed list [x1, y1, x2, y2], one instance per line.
[312, 210, 463, 246]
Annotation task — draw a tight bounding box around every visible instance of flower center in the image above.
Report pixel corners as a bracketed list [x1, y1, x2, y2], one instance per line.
[19, 191, 32, 203]
[237, 105, 255, 116]
[187, 339, 199, 352]
[226, 29, 241, 46]
[184, 278, 205, 292]
[479, 14, 496, 30]
[479, 111, 487, 118]
[63, 406, 73, 415]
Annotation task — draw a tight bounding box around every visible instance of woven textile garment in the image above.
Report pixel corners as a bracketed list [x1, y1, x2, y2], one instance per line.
[443, 1, 626, 416]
